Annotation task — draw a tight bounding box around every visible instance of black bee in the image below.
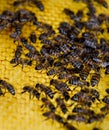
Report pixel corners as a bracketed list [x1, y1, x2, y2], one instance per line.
[29, 32, 37, 43]
[69, 76, 89, 87]
[82, 32, 95, 38]
[90, 73, 100, 87]
[50, 79, 70, 91]
[54, 61, 63, 67]
[35, 63, 43, 70]
[67, 114, 87, 123]
[46, 56, 54, 67]
[41, 98, 56, 112]
[58, 73, 72, 80]
[14, 45, 23, 59]
[79, 66, 91, 80]
[102, 96, 109, 104]
[58, 22, 72, 35]
[68, 76, 80, 85]
[95, 0, 108, 8]
[86, 0, 96, 16]
[43, 111, 64, 124]
[35, 83, 54, 99]
[83, 37, 97, 49]
[72, 106, 94, 116]
[50, 79, 70, 100]
[87, 60, 100, 72]
[63, 8, 74, 20]
[100, 104, 109, 113]
[39, 33, 48, 40]
[10, 58, 32, 67]
[15, 23, 22, 36]
[72, 59, 84, 70]
[62, 91, 70, 101]
[90, 88, 100, 101]
[32, 0, 44, 11]
[64, 122, 77, 130]
[81, 88, 100, 101]
[71, 91, 93, 106]
[88, 114, 105, 123]
[56, 97, 68, 114]
[12, 0, 25, 6]
[21, 37, 36, 53]
[35, 57, 53, 70]
[47, 67, 63, 76]
[21, 86, 40, 99]
[25, 51, 41, 61]
[41, 39, 53, 45]
[74, 10, 84, 22]
[47, 68, 57, 76]
[0, 80, 15, 95]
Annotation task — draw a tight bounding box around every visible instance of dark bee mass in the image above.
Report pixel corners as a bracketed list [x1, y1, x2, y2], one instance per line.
[1, 0, 109, 129]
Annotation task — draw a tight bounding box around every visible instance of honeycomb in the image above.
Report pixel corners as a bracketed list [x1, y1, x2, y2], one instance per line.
[0, 0, 109, 130]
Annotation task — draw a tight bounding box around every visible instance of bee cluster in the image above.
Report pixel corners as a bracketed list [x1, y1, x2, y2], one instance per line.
[0, 0, 109, 130]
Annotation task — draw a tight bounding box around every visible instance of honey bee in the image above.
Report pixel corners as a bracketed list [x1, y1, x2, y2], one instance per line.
[88, 114, 105, 123]
[102, 96, 109, 104]
[72, 106, 94, 116]
[100, 104, 109, 114]
[41, 39, 53, 45]
[64, 122, 77, 130]
[58, 73, 72, 80]
[47, 68, 57, 76]
[0, 80, 15, 95]
[47, 66, 64, 76]
[41, 97, 56, 112]
[50, 79, 70, 100]
[71, 91, 93, 106]
[12, 0, 25, 7]
[29, 32, 37, 43]
[62, 91, 70, 101]
[14, 45, 23, 59]
[69, 75, 89, 87]
[63, 8, 74, 20]
[10, 58, 32, 67]
[32, 0, 44, 11]
[81, 88, 100, 101]
[21, 37, 36, 53]
[86, 0, 96, 16]
[35, 83, 54, 99]
[90, 73, 100, 87]
[74, 10, 83, 22]
[58, 22, 72, 35]
[95, 0, 108, 8]
[50, 79, 70, 91]
[43, 111, 64, 124]
[21, 86, 40, 99]
[56, 97, 68, 114]
[67, 114, 87, 123]
[79, 66, 91, 80]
